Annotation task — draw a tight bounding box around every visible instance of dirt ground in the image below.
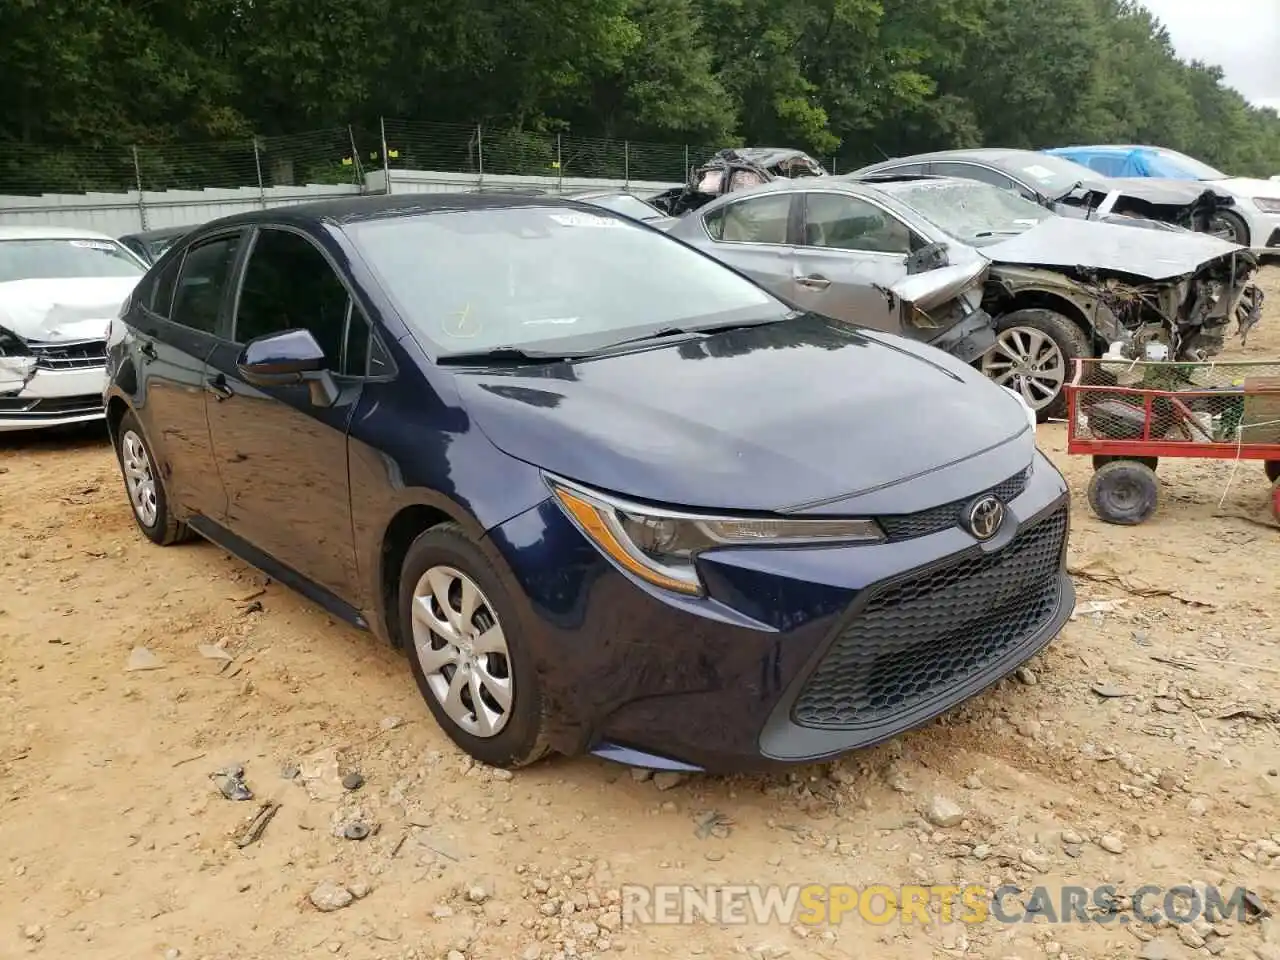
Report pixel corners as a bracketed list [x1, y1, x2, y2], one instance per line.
[3, 270, 1280, 960]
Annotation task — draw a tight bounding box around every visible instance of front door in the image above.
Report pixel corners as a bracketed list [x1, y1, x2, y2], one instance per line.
[789, 191, 917, 329]
[132, 232, 244, 516]
[203, 226, 364, 601]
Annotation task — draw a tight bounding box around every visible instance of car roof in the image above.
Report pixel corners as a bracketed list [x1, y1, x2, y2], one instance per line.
[201, 192, 601, 233]
[120, 225, 194, 241]
[865, 147, 1070, 166]
[0, 224, 122, 242]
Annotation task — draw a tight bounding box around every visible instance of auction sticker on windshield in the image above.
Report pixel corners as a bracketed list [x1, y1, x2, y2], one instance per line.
[548, 213, 625, 228]
[69, 240, 120, 251]
[1020, 165, 1058, 182]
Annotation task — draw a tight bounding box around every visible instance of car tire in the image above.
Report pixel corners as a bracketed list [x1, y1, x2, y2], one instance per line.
[1265, 460, 1280, 485]
[1210, 210, 1250, 247]
[399, 522, 552, 769]
[1087, 460, 1159, 526]
[981, 308, 1093, 423]
[113, 410, 191, 546]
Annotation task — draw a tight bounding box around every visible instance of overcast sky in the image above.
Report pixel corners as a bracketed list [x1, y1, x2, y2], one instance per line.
[1139, 0, 1279, 110]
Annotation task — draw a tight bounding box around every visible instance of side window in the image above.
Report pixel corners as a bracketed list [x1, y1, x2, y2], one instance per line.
[875, 162, 926, 176]
[703, 194, 792, 244]
[931, 162, 1016, 191]
[727, 169, 767, 192]
[148, 251, 183, 318]
[801, 193, 916, 254]
[1086, 155, 1126, 177]
[170, 235, 242, 334]
[234, 228, 351, 369]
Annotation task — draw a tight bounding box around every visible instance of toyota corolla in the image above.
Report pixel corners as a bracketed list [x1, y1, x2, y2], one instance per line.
[103, 194, 1073, 772]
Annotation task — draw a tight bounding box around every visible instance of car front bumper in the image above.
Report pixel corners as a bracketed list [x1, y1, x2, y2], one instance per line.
[0, 365, 107, 432]
[491, 448, 1073, 773]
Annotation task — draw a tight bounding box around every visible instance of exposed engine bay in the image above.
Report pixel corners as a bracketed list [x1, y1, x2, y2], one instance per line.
[649, 147, 826, 217]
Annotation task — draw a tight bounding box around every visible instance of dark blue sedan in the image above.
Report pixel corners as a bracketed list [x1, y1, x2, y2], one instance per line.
[103, 193, 1074, 773]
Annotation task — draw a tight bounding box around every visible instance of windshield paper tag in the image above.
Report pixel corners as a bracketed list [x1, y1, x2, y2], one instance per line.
[548, 213, 624, 228]
[69, 240, 119, 251]
[1020, 164, 1057, 181]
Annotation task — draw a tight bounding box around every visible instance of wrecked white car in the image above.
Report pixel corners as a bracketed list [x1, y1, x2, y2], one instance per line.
[667, 176, 1258, 420]
[0, 227, 146, 432]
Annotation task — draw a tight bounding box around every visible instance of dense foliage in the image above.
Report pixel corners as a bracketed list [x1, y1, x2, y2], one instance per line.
[1, 0, 1277, 184]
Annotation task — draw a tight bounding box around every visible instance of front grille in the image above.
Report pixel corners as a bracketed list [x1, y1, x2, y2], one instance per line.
[0, 394, 103, 418]
[28, 339, 108, 370]
[792, 506, 1067, 729]
[877, 467, 1030, 542]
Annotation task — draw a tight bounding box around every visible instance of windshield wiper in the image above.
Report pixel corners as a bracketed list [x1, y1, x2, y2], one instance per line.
[598, 314, 794, 351]
[971, 229, 1026, 238]
[1051, 180, 1085, 203]
[435, 346, 583, 365]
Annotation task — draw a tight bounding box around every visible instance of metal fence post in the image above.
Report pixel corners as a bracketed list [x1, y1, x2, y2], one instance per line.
[556, 134, 563, 191]
[477, 123, 484, 185]
[380, 117, 392, 195]
[131, 146, 148, 231]
[683, 144, 690, 181]
[252, 136, 266, 209]
[347, 125, 364, 185]
[624, 141, 630, 190]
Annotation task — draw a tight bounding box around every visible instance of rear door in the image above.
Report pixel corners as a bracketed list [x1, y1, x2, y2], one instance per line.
[788, 191, 922, 329]
[130, 231, 244, 516]
[696, 192, 801, 300]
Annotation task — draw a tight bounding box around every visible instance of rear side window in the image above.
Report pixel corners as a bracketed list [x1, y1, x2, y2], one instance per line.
[171, 235, 242, 334]
[931, 162, 1016, 191]
[148, 252, 183, 317]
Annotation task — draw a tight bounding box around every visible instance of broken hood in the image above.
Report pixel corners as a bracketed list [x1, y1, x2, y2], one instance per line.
[1214, 176, 1280, 201]
[979, 217, 1248, 281]
[0, 276, 140, 342]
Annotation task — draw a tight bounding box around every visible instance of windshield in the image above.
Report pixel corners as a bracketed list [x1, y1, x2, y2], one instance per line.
[348, 206, 784, 357]
[1147, 149, 1227, 181]
[1000, 153, 1103, 197]
[0, 238, 145, 282]
[880, 179, 1053, 243]
[579, 194, 664, 222]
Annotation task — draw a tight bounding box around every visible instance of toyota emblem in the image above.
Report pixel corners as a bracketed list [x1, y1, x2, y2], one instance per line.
[966, 495, 1004, 541]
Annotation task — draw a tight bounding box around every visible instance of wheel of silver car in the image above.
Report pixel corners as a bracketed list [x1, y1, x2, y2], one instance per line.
[981, 326, 1067, 411]
[121, 429, 159, 528]
[1209, 210, 1250, 246]
[410, 564, 514, 738]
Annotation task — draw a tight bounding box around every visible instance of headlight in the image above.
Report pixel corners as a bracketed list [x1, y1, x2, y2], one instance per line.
[548, 477, 885, 595]
[1253, 198, 1280, 214]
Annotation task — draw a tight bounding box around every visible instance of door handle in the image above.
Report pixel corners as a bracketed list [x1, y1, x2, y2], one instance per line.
[204, 375, 233, 401]
[138, 340, 158, 361]
[797, 275, 831, 290]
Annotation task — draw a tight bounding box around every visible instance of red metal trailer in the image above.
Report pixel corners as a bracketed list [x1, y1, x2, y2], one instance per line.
[1064, 358, 1280, 525]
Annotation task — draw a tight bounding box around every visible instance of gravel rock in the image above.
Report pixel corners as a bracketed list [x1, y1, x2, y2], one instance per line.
[126, 646, 163, 671]
[467, 882, 491, 904]
[1138, 939, 1176, 960]
[309, 880, 355, 912]
[1020, 848, 1052, 872]
[653, 771, 688, 791]
[924, 796, 964, 828]
[1015, 667, 1037, 685]
[1098, 834, 1125, 854]
[630, 768, 653, 782]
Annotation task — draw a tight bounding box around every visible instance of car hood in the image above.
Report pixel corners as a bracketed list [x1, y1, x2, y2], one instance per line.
[1102, 176, 1234, 207]
[1215, 176, 1280, 200]
[0, 276, 140, 341]
[981, 216, 1244, 280]
[451, 315, 1032, 514]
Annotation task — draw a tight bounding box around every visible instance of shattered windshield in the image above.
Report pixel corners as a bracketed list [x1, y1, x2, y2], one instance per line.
[881, 179, 1053, 244]
[1003, 154, 1103, 197]
[1147, 149, 1227, 181]
[348, 205, 784, 358]
[0, 238, 145, 282]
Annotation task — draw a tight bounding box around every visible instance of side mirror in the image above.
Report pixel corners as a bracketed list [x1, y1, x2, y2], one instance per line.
[236, 328, 338, 407]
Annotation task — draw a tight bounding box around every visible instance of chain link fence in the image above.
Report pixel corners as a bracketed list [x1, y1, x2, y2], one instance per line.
[0, 119, 851, 198]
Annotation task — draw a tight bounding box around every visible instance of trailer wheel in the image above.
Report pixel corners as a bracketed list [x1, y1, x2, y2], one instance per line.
[1271, 477, 1280, 526]
[1093, 455, 1158, 472]
[1265, 460, 1280, 485]
[1088, 460, 1159, 526]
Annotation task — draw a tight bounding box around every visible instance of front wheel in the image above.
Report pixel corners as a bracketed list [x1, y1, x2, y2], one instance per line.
[981, 308, 1093, 422]
[399, 522, 552, 768]
[1209, 210, 1250, 247]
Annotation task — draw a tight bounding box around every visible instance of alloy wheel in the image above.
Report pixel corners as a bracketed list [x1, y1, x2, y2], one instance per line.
[120, 429, 159, 527]
[410, 565, 513, 738]
[980, 326, 1066, 411]
[1209, 214, 1246, 245]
